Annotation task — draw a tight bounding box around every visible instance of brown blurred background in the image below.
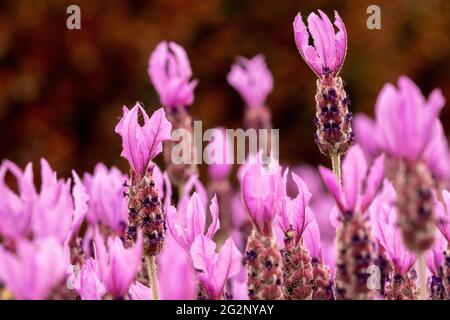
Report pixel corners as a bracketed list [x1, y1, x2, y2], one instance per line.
[1, 0, 449, 179]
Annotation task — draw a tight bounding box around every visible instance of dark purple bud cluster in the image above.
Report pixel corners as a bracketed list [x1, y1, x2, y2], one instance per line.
[314, 75, 354, 157]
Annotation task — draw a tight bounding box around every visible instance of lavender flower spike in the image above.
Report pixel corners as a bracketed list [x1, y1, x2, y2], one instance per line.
[293, 10, 353, 163]
[190, 235, 242, 300]
[320, 144, 385, 300]
[242, 159, 284, 300]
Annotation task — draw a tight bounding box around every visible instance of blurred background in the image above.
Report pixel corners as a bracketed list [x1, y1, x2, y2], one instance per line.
[1, 0, 449, 179]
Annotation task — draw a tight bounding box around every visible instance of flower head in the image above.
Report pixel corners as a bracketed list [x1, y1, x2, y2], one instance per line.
[0, 238, 67, 300]
[293, 10, 347, 77]
[167, 192, 220, 251]
[375, 76, 445, 162]
[0, 160, 36, 242]
[278, 170, 313, 243]
[94, 230, 143, 299]
[242, 159, 283, 236]
[227, 55, 273, 108]
[83, 164, 128, 234]
[190, 235, 242, 299]
[425, 231, 447, 276]
[374, 208, 416, 275]
[115, 104, 172, 178]
[319, 144, 385, 215]
[148, 41, 198, 109]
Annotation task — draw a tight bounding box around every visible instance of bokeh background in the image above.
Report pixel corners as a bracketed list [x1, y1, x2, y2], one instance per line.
[1, 0, 450, 179]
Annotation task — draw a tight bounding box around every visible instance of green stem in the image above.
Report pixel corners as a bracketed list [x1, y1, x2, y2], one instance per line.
[146, 255, 159, 300]
[417, 254, 427, 300]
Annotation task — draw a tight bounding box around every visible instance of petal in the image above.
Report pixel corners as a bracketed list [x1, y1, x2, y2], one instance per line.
[206, 194, 220, 238]
[318, 166, 345, 212]
[360, 154, 385, 212]
[342, 145, 367, 212]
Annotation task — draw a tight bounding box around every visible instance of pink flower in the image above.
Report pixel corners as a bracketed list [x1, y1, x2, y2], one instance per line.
[424, 120, 450, 181]
[425, 231, 447, 276]
[94, 230, 143, 299]
[115, 104, 172, 178]
[167, 192, 220, 251]
[128, 281, 151, 300]
[206, 127, 233, 181]
[190, 235, 242, 299]
[436, 190, 450, 242]
[148, 41, 198, 109]
[375, 76, 445, 162]
[83, 163, 128, 234]
[293, 10, 347, 77]
[157, 234, 197, 300]
[73, 258, 106, 300]
[0, 160, 36, 242]
[319, 144, 385, 215]
[374, 210, 416, 275]
[303, 212, 322, 260]
[278, 170, 313, 242]
[241, 160, 283, 236]
[32, 159, 86, 243]
[227, 55, 273, 108]
[0, 238, 67, 300]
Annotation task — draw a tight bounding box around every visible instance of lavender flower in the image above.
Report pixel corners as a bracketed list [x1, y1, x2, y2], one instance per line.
[167, 193, 220, 252]
[148, 41, 197, 110]
[0, 238, 67, 300]
[115, 104, 171, 257]
[190, 235, 242, 299]
[425, 232, 447, 299]
[278, 171, 314, 300]
[228, 55, 273, 130]
[94, 230, 143, 299]
[375, 76, 445, 252]
[320, 145, 384, 299]
[293, 10, 353, 159]
[242, 160, 284, 300]
[148, 41, 198, 186]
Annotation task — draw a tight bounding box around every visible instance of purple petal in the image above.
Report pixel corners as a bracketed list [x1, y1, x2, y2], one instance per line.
[342, 145, 368, 212]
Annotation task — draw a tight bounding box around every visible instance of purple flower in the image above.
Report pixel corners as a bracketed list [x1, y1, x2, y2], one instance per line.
[167, 192, 220, 251]
[241, 160, 283, 236]
[293, 10, 347, 77]
[72, 257, 106, 300]
[227, 55, 273, 108]
[303, 211, 322, 260]
[115, 104, 172, 178]
[0, 238, 67, 300]
[437, 190, 450, 242]
[353, 113, 382, 160]
[94, 230, 143, 299]
[425, 231, 447, 276]
[190, 235, 242, 299]
[31, 159, 78, 242]
[0, 160, 36, 242]
[128, 281, 151, 300]
[424, 120, 450, 182]
[148, 41, 198, 109]
[206, 127, 233, 181]
[319, 144, 385, 215]
[157, 234, 197, 300]
[374, 210, 416, 275]
[278, 170, 313, 243]
[375, 76, 444, 162]
[83, 163, 128, 234]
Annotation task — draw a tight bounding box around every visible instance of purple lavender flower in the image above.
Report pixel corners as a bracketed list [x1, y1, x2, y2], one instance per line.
[228, 55, 273, 109]
[190, 235, 242, 300]
[71, 257, 106, 300]
[293, 10, 353, 160]
[115, 104, 172, 179]
[167, 193, 220, 252]
[83, 164, 128, 235]
[320, 144, 384, 300]
[94, 230, 143, 299]
[0, 238, 67, 300]
[293, 10, 347, 77]
[148, 41, 198, 110]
